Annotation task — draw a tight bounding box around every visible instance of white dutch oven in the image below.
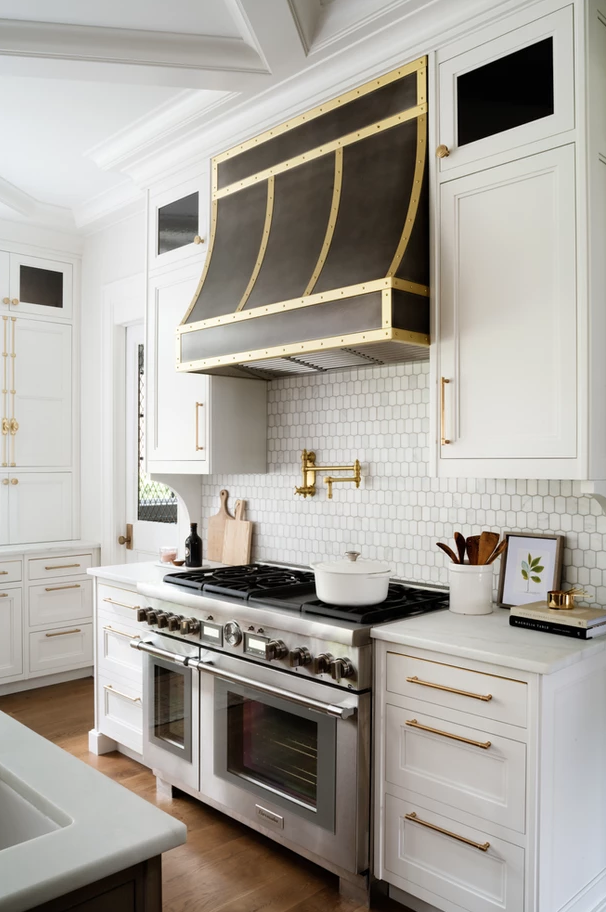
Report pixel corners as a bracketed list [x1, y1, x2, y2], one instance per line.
[310, 551, 392, 606]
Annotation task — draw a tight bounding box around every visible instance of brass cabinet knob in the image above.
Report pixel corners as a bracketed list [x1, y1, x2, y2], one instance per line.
[10, 478, 18, 485]
[1, 478, 8, 485]
[11, 299, 18, 306]
[2, 298, 9, 305]
[436, 144, 451, 158]
[193, 235, 204, 245]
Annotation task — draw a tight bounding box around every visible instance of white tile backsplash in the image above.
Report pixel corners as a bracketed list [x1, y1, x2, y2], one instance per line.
[200, 362, 606, 604]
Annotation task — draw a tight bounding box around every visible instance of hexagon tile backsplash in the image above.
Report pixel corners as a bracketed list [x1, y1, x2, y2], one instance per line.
[200, 361, 606, 605]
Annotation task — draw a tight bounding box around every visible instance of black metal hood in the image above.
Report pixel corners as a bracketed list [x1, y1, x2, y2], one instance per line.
[177, 56, 429, 380]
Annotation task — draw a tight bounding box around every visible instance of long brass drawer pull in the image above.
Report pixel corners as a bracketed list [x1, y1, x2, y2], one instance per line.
[44, 563, 81, 570]
[195, 402, 204, 451]
[406, 718, 491, 749]
[0, 592, 7, 597]
[406, 676, 492, 702]
[104, 684, 141, 704]
[103, 625, 139, 640]
[440, 377, 451, 445]
[45, 628, 81, 638]
[0, 570, 8, 574]
[102, 597, 140, 611]
[405, 812, 490, 852]
[45, 584, 81, 592]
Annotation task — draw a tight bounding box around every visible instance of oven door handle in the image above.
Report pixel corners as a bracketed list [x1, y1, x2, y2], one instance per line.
[130, 639, 189, 666]
[188, 658, 357, 720]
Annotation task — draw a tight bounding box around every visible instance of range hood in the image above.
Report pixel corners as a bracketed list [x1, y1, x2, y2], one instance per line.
[177, 56, 429, 380]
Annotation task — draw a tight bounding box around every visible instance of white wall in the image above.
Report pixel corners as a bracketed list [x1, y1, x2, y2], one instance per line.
[80, 208, 145, 545]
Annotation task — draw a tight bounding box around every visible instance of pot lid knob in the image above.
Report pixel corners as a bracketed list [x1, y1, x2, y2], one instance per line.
[344, 551, 360, 562]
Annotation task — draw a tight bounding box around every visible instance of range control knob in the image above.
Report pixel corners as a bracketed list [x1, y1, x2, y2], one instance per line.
[136, 608, 148, 623]
[313, 653, 334, 674]
[146, 610, 158, 626]
[328, 657, 355, 682]
[156, 613, 169, 629]
[167, 615, 182, 632]
[265, 639, 288, 661]
[289, 646, 312, 668]
[224, 622, 242, 646]
[180, 617, 200, 636]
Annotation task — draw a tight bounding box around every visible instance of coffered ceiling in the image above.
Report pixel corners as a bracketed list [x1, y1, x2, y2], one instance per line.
[0, 0, 519, 232]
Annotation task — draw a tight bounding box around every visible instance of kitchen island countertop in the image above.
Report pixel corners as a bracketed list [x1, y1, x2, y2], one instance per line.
[371, 608, 606, 675]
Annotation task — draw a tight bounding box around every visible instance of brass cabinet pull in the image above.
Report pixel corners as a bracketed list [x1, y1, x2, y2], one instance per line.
[0, 592, 8, 597]
[9, 418, 18, 435]
[406, 676, 492, 702]
[436, 144, 450, 158]
[2, 298, 8, 305]
[104, 684, 141, 704]
[1, 418, 8, 435]
[195, 402, 204, 451]
[44, 563, 81, 570]
[405, 812, 490, 852]
[102, 597, 140, 611]
[440, 377, 451, 445]
[0, 570, 8, 575]
[11, 299, 18, 306]
[1, 479, 7, 485]
[193, 235, 204, 245]
[103, 625, 139, 640]
[10, 477, 18, 485]
[406, 718, 491, 749]
[45, 628, 81, 638]
[118, 523, 133, 549]
[45, 583, 81, 592]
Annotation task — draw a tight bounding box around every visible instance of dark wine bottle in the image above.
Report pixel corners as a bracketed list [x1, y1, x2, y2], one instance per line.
[185, 522, 202, 567]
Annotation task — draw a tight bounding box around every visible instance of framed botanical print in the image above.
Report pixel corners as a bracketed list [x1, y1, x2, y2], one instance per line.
[497, 532, 564, 608]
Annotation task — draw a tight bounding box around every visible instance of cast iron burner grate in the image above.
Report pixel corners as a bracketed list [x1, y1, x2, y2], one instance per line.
[163, 564, 315, 599]
[301, 585, 449, 624]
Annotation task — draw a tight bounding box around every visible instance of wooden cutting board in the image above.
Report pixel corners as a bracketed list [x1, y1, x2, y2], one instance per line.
[222, 500, 253, 566]
[207, 490, 233, 561]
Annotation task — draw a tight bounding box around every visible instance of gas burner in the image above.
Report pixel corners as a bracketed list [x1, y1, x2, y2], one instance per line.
[163, 564, 315, 600]
[302, 586, 449, 624]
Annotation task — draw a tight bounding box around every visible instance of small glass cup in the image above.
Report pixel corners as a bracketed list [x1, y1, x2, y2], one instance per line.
[159, 546, 178, 564]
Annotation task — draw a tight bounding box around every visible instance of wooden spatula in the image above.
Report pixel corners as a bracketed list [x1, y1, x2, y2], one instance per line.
[485, 539, 508, 565]
[454, 532, 467, 564]
[207, 490, 233, 561]
[466, 535, 480, 565]
[222, 500, 253, 566]
[436, 541, 460, 564]
[478, 531, 500, 565]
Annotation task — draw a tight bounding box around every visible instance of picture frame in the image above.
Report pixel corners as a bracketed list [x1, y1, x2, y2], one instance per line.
[497, 532, 564, 608]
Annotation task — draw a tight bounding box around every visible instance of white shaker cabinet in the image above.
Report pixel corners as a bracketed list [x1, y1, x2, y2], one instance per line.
[1, 473, 72, 545]
[146, 265, 267, 474]
[0, 586, 22, 680]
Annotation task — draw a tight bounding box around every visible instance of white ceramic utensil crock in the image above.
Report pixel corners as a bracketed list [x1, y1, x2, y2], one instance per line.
[310, 551, 392, 606]
[448, 562, 493, 615]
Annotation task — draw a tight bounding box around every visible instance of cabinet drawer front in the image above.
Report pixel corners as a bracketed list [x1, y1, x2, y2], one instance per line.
[0, 588, 22, 679]
[0, 560, 22, 583]
[384, 795, 524, 912]
[97, 673, 143, 754]
[386, 704, 526, 833]
[29, 578, 92, 627]
[97, 621, 143, 683]
[97, 583, 144, 622]
[28, 554, 93, 580]
[29, 624, 93, 674]
[386, 654, 527, 728]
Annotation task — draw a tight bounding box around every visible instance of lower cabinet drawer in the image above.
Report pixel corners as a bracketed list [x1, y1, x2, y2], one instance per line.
[0, 560, 22, 583]
[29, 624, 93, 675]
[97, 583, 145, 624]
[97, 673, 143, 754]
[385, 703, 526, 833]
[97, 618, 142, 683]
[29, 578, 93, 627]
[384, 795, 525, 912]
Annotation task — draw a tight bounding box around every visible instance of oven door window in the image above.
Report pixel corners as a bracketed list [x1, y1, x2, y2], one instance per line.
[148, 656, 192, 762]
[214, 680, 337, 831]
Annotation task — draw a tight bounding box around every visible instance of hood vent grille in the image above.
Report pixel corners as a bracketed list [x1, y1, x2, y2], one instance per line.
[177, 56, 430, 380]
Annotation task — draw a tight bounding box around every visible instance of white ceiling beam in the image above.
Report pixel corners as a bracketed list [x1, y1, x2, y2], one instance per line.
[229, 0, 309, 76]
[0, 175, 38, 216]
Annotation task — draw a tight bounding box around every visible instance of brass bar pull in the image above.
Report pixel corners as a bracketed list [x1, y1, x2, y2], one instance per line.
[45, 563, 81, 570]
[45, 628, 81, 638]
[0, 592, 8, 597]
[440, 377, 451, 445]
[406, 676, 492, 702]
[405, 812, 490, 852]
[0, 570, 8, 574]
[104, 684, 141, 704]
[195, 402, 204, 451]
[102, 597, 140, 611]
[45, 584, 81, 592]
[103, 625, 139, 640]
[406, 718, 491, 749]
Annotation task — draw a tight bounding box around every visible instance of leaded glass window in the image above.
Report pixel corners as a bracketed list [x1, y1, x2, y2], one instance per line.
[138, 344, 178, 523]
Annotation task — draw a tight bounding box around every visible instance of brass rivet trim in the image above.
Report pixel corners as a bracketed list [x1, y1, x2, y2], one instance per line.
[303, 147, 343, 296]
[387, 112, 427, 277]
[236, 175, 275, 313]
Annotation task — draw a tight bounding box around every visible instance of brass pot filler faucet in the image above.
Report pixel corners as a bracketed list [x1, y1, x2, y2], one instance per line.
[295, 449, 362, 499]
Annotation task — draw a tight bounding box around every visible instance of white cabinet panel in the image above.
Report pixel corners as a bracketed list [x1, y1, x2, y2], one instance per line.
[28, 553, 92, 580]
[9, 254, 72, 319]
[28, 623, 92, 675]
[0, 587, 22, 679]
[0, 252, 8, 311]
[13, 319, 71, 468]
[28, 578, 92, 628]
[8, 473, 72, 544]
[0, 560, 21, 583]
[0, 476, 8, 545]
[97, 614, 142, 684]
[438, 145, 576, 466]
[97, 672, 143, 753]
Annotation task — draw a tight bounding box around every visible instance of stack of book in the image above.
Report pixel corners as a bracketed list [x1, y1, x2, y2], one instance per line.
[510, 601, 606, 639]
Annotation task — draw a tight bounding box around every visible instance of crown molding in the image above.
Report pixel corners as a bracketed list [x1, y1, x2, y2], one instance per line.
[0, 175, 78, 231]
[74, 180, 145, 233]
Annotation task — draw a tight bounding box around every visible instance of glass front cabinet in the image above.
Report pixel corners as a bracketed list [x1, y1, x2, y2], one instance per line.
[0, 252, 73, 319]
[148, 172, 208, 272]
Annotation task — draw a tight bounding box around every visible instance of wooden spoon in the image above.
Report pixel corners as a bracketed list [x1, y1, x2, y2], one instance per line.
[436, 541, 460, 564]
[454, 532, 467, 564]
[466, 535, 480, 565]
[485, 539, 508, 565]
[478, 531, 500, 565]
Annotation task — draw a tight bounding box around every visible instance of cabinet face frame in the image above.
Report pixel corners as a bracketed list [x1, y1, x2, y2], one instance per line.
[148, 172, 208, 274]
[8, 253, 73, 320]
[437, 5, 575, 175]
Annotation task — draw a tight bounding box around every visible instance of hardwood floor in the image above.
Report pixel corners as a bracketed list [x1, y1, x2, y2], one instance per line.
[0, 678, 405, 912]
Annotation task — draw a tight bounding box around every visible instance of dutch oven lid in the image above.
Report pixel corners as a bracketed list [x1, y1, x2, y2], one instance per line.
[311, 551, 392, 576]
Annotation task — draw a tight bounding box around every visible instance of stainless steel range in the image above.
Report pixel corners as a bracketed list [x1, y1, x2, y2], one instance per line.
[131, 564, 447, 901]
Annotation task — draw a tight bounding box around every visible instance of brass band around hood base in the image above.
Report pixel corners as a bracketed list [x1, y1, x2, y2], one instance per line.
[295, 449, 361, 500]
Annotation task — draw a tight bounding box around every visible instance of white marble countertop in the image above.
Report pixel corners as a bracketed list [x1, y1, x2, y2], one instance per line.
[88, 560, 224, 587]
[0, 540, 100, 558]
[371, 608, 606, 675]
[0, 711, 186, 912]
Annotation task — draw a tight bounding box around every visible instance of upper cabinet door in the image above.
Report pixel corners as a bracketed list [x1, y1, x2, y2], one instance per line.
[438, 145, 577, 471]
[8, 472, 72, 544]
[0, 252, 9, 312]
[437, 6, 574, 175]
[148, 172, 208, 273]
[9, 254, 73, 319]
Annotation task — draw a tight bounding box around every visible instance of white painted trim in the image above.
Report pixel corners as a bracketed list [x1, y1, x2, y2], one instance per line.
[88, 728, 117, 756]
[74, 181, 145, 233]
[0, 666, 91, 696]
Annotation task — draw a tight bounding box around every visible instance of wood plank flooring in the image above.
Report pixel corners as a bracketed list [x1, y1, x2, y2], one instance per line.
[0, 678, 405, 912]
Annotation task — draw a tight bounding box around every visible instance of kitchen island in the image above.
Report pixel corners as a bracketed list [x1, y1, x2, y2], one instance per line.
[0, 710, 186, 912]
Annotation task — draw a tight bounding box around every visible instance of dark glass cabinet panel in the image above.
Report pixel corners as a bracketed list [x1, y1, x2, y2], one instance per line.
[20, 265, 63, 309]
[157, 192, 199, 255]
[153, 664, 186, 749]
[457, 38, 554, 147]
